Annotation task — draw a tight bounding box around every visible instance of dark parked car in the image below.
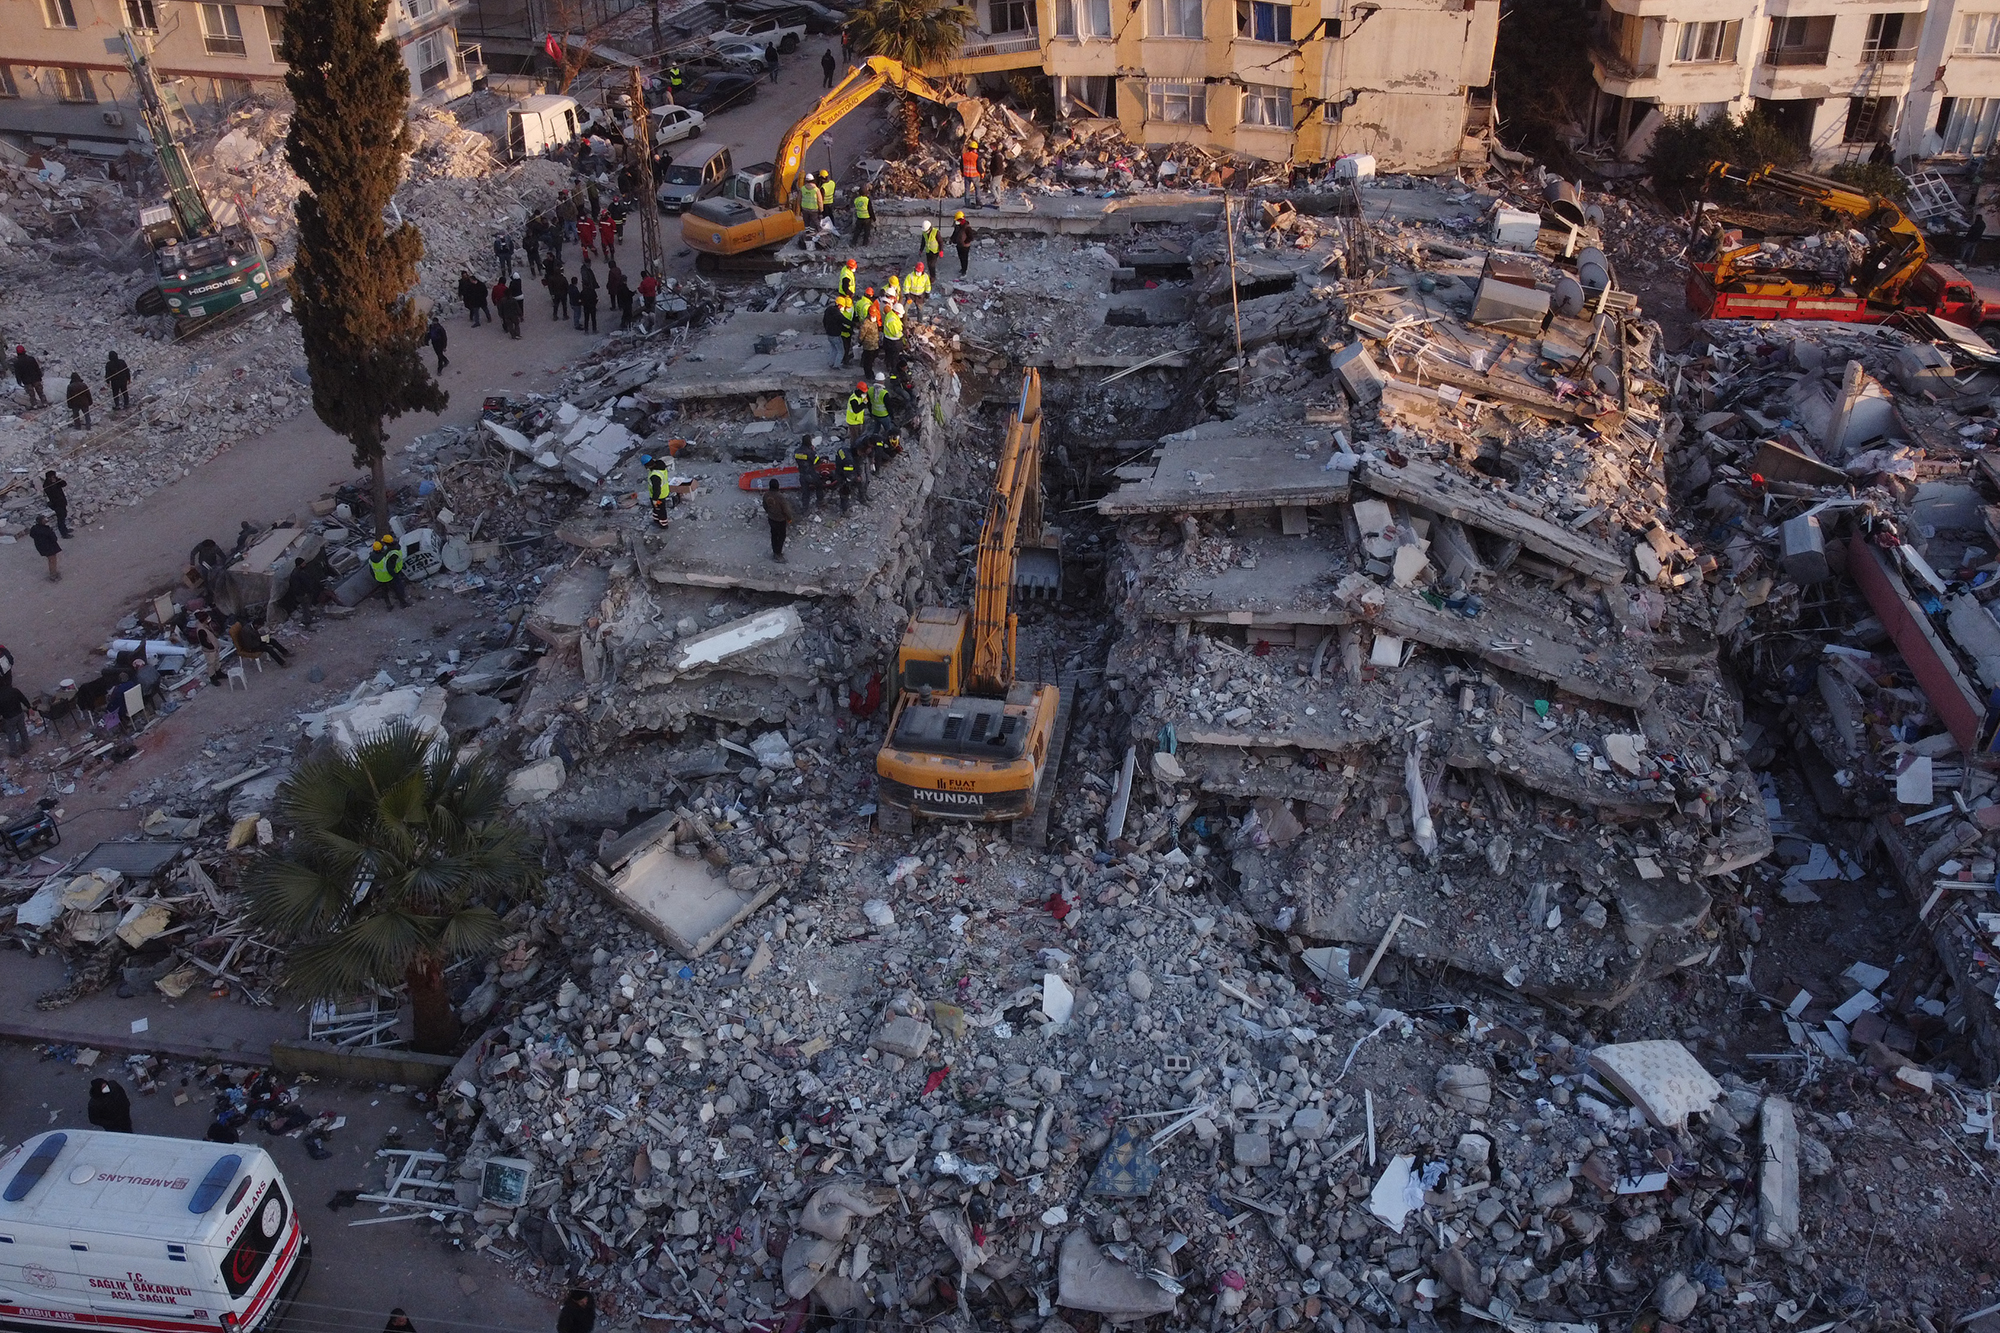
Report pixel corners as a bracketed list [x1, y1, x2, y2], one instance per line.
[682, 71, 760, 115]
[728, 0, 845, 33]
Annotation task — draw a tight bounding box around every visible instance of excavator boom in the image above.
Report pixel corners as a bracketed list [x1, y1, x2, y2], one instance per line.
[776, 56, 967, 206]
[968, 370, 1042, 696]
[123, 31, 215, 241]
[1704, 158, 1929, 301]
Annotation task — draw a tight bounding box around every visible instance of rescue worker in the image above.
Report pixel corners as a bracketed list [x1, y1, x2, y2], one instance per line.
[793, 433, 823, 509]
[855, 302, 881, 380]
[961, 139, 982, 202]
[644, 453, 674, 528]
[852, 185, 873, 246]
[883, 273, 901, 303]
[868, 371, 894, 440]
[904, 261, 932, 316]
[834, 444, 858, 514]
[822, 297, 851, 368]
[838, 257, 858, 300]
[919, 218, 943, 269]
[845, 381, 871, 449]
[369, 535, 410, 610]
[871, 425, 902, 471]
[668, 65, 684, 100]
[801, 175, 822, 233]
[951, 211, 975, 276]
[763, 477, 794, 562]
[880, 298, 905, 373]
[816, 170, 836, 215]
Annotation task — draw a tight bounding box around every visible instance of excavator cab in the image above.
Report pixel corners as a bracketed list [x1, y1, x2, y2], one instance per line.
[896, 607, 971, 695]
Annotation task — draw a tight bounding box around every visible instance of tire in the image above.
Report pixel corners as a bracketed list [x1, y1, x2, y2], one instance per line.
[1981, 322, 2000, 351]
[686, 124, 702, 138]
[695, 252, 720, 273]
[779, 33, 799, 51]
[134, 286, 168, 316]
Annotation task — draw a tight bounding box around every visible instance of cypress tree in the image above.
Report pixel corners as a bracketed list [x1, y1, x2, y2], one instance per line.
[282, 0, 445, 534]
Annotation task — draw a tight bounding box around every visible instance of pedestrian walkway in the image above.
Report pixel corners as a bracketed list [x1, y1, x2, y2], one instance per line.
[0, 950, 299, 1063]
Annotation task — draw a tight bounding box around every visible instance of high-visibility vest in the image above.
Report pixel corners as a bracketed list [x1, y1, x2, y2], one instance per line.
[906, 269, 931, 297]
[801, 181, 820, 211]
[853, 192, 871, 220]
[961, 148, 980, 177]
[369, 547, 402, 582]
[837, 450, 856, 477]
[838, 268, 855, 297]
[881, 305, 903, 340]
[669, 66, 683, 88]
[869, 385, 890, 418]
[922, 229, 941, 258]
[794, 443, 817, 474]
[818, 177, 835, 206]
[845, 393, 868, 425]
[648, 464, 672, 500]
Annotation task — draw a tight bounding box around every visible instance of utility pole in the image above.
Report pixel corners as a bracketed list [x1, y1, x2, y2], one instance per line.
[1223, 194, 1245, 393]
[629, 66, 663, 289]
[650, 0, 662, 56]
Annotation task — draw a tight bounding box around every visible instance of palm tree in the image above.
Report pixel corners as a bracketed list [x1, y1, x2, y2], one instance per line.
[246, 722, 540, 1053]
[843, 0, 976, 151]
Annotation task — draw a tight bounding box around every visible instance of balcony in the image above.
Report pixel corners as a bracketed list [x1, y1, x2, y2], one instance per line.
[1763, 47, 1830, 67]
[1590, 33, 1658, 82]
[961, 30, 1040, 57]
[1861, 44, 1917, 64]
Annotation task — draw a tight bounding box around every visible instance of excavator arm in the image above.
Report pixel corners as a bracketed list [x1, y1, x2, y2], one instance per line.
[1706, 159, 1930, 301]
[775, 56, 969, 205]
[122, 31, 215, 241]
[968, 369, 1043, 697]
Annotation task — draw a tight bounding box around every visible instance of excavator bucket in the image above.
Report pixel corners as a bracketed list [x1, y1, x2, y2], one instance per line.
[1013, 545, 1061, 601]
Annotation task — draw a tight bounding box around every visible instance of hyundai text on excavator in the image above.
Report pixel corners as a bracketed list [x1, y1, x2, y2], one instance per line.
[876, 371, 1073, 847]
[122, 31, 276, 330]
[682, 56, 969, 268]
[1687, 159, 2000, 335]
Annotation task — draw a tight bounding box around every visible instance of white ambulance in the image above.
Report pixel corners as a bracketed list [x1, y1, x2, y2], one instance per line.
[0, 1130, 310, 1333]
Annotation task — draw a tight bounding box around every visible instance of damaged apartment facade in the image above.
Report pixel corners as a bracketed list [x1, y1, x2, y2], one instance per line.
[1588, 0, 2000, 166]
[950, 0, 1498, 170]
[0, 0, 473, 149]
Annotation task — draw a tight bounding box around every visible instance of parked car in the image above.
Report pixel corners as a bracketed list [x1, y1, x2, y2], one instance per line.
[651, 104, 707, 144]
[681, 70, 760, 114]
[728, 0, 844, 33]
[710, 14, 805, 51]
[710, 38, 776, 64]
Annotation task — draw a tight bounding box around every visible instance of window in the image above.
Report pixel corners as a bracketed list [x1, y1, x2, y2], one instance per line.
[124, 0, 159, 30]
[415, 30, 454, 90]
[262, 5, 286, 60]
[1240, 0, 1290, 42]
[1240, 82, 1290, 127]
[52, 66, 96, 103]
[1149, 0, 1201, 37]
[1938, 96, 2000, 154]
[41, 0, 76, 27]
[1863, 11, 1917, 60]
[0, 67, 17, 98]
[406, 0, 438, 17]
[1765, 15, 1833, 66]
[1959, 13, 2000, 53]
[1147, 79, 1205, 124]
[1058, 74, 1112, 116]
[1845, 95, 1893, 142]
[1054, 0, 1110, 38]
[220, 1183, 287, 1300]
[201, 4, 248, 56]
[1674, 19, 1739, 63]
[990, 0, 1034, 33]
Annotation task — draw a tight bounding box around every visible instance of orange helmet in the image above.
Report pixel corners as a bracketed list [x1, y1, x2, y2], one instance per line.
[856, 381, 868, 392]
[915, 262, 926, 273]
[844, 258, 856, 269]
[864, 286, 874, 296]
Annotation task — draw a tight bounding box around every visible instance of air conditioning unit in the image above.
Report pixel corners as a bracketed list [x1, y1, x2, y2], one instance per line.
[101, 108, 125, 127]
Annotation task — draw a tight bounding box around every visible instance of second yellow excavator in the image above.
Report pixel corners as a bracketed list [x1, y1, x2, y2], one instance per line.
[681, 56, 969, 265]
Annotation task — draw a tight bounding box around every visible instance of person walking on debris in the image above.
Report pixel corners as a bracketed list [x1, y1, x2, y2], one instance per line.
[493, 229, 515, 280]
[855, 300, 880, 380]
[32, 515, 62, 582]
[985, 143, 1006, 203]
[762, 477, 794, 562]
[0, 679, 30, 758]
[546, 259, 569, 320]
[951, 211, 974, 276]
[833, 444, 857, 514]
[851, 185, 872, 246]
[369, 535, 410, 609]
[919, 218, 942, 271]
[792, 433, 822, 509]
[821, 47, 836, 88]
[557, 1291, 596, 1333]
[960, 139, 982, 203]
[65, 372, 92, 429]
[425, 316, 449, 372]
[643, 453, 674, 528]
[904, 261, 931, 316]
[524, 215, 544, 274]
[638, 269, 658, 317]
[845, 381, 870, 449]
[88, 1078, 133, 1133]
[801, 174, 822, 234]
[823, 297, 851, 368]
[838, 257, 857, 301]
[879, 298, 905, 373]
[105, 350, 131, 411]
[458, 269, 487, 327]
[12, 345, 47, 408]
[42, 470, 70, 539]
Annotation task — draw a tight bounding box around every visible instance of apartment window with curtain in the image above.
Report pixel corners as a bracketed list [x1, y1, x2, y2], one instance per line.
[263, 6, 286, 60]
[1959, 13, 2000, 53]
[415, 30, 454, 90]
[1054, 0, 1110, 38]
[124, 0, 160, 30]
[1674, 19, 1739, 63]
[407, 0, 439, 17]
[990, 0, 1033, 32]
[42, 0, 77, 27]
[1240, 83, 1290, 127]
[1237, 0, 1290, 42]
[1938, 96, 2000, 154]
[1766, 15, 1833, 66]
[1147, 79, 1205, 123]
[1057, 74, 1112, 116]
[52, 66, 96, 102]
[1149, 0, 1201, 38]
[201, 4, 248, 55]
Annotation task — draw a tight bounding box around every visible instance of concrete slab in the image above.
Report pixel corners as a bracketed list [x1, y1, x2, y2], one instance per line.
[527, 564, 610, 651]
[1100, 436, 1352, 516]
[304, 684, 449, 749]
[588, 827, 779, 959]
[674, 605, 805, 672]
[644, 311, 871, 401]
[874, 193, 1225, 238]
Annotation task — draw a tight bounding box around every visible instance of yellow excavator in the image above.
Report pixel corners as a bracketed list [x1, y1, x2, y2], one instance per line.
[1688, 159, 1965, 322]
[876, 370, 1072, 846]
[682, 56, 969, 265]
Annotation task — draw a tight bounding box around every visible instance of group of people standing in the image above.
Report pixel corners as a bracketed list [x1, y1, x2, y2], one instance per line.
[11, 344, 132, 429]
[448, 181, 664, 350]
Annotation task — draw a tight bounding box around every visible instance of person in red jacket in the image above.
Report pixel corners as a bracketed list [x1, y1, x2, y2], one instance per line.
[578, 213, 598, 259]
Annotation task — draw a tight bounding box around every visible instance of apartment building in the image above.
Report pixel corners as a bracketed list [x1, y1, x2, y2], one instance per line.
[949, 0, 1500, 171]
[1587, 0, 2000, 167]
[0, 0, 473, 151]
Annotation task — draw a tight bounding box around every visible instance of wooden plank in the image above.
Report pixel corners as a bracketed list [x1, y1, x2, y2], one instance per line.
[1357, 457, 1625, 584]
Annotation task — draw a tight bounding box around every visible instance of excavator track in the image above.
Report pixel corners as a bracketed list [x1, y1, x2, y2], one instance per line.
[1015, 670, 1078, 852]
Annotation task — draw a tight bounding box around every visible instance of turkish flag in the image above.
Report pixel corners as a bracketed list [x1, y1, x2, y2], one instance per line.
[544, 33, 562, 61]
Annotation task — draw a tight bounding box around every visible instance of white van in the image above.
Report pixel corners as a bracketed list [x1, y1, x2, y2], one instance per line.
[506, 94, 581, 159]
[0, 1131, 310, 1333]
